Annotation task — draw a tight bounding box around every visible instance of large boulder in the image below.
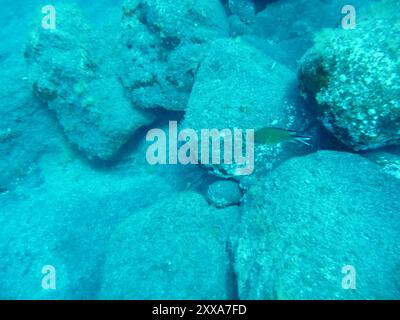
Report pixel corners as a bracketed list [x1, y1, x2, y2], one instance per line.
[25, 4, 154, 161]
[183, 38, 313, 179]
[100, 192, 239, 299]
[299, 0, 400, 151]
[234, 151, 400, 299]
[0, 157, 176, 299]
[119, 0, 229, 111]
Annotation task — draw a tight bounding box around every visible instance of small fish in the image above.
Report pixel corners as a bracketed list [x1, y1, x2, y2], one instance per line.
[254, 127, 312, 146]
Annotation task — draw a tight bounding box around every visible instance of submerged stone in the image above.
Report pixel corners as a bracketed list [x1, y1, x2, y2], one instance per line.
[239, 0, 371, 69]
[299, 0, 400, 151]
[100, 192, 239, 299]
[0, 54, 63, 192]
[26, 3, 154, 161]
[183, 38, 313, 179]
[234, 151, 400, 299]
[0, 158, 176, 299]
[119, 0, 228, 111]
[207, 180, 243, 208]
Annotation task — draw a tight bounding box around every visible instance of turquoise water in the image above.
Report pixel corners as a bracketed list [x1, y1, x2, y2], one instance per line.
[0, 0, 399, 300]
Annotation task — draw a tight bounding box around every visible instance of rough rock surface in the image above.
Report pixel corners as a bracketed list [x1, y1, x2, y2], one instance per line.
[362, 147, 400, 179]
[207, 180, 243, 208]
[119, 0, 229, 111]
[25, 3, 154, 160]
[100, 192, 239, 299]
[239, 0, 372, 70]
[183, 38, 313, 179]
[226, 0, 256, 37]
[0, 54, 63, 192]
[234, 151, 400, 299]
[0, 157, 176, 299]
[299, 0, 400, 151]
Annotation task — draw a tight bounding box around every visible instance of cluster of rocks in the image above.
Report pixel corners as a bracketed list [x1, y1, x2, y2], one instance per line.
[23, 0, 318, 181]
[1, 0, 400, 300]
[13, 0, 400, 184]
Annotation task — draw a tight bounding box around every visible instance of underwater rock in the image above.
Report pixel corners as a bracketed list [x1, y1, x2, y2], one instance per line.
[183, 38, 313, 179]
[100, 192, 239, 299]
[207, 180, 243, 208]
[228, 15, 252, 37]
[299, 0, 400, 151]
[119, 0, 229, 111]
[226, 0, 256, 36]
[0, 54, 63, 192]
[242, 0, 370, 69]
[251, 0, 359, 43]
[25, 4, 154, 161]
[228, 0, 255, 22]
[234, 150, 400, 299]
[0, 157, 176, 299]
[362, 148, 400, 180]
[122, 0, 141, 15]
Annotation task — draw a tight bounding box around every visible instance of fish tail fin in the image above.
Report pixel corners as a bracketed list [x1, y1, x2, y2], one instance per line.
[293, 135, 313, 146]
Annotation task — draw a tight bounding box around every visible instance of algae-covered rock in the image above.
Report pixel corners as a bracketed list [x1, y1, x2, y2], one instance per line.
[25, 4, 154, 160]
[235, 151, 400, 299]
[299, 0, 400, 151]
[183, 38, 313, 178]
[207, 180, 243, 208]
[119, 0, 228, 111]
[100, 192, 239, 299]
